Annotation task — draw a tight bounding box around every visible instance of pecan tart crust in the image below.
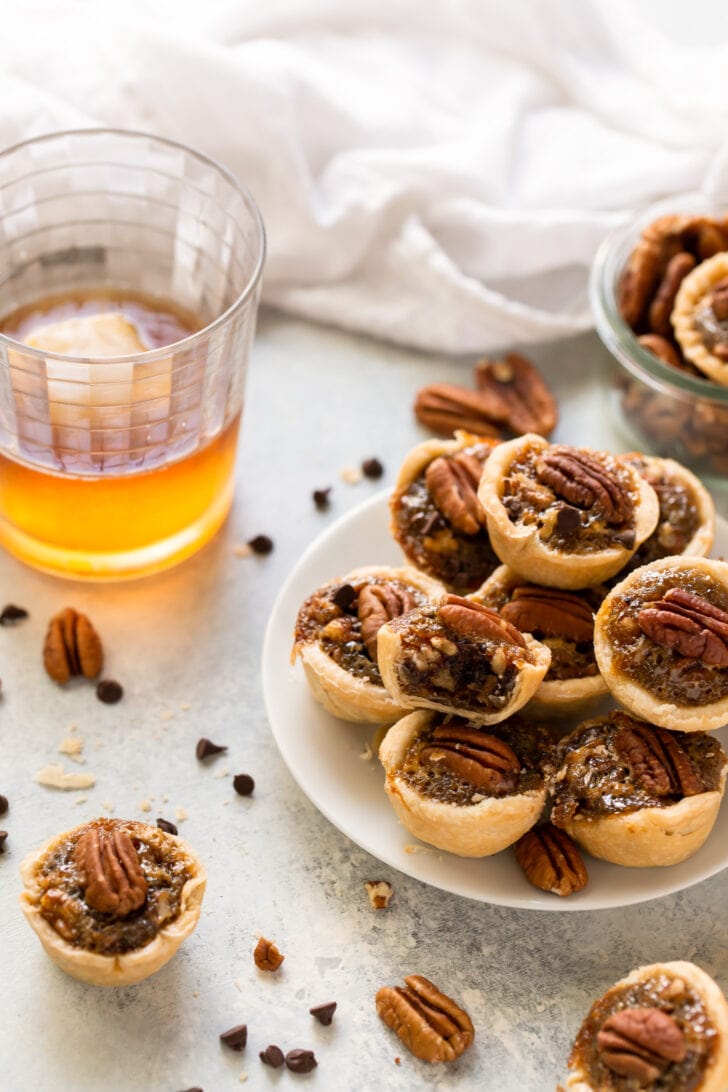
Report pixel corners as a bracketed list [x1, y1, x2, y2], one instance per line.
[565, 961, 728, 1092]
[379, 710, 555, 856]
[20, 818, 206, 986]
[673, 253, 728, 386]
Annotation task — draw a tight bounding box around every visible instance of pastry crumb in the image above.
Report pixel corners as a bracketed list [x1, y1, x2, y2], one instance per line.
[74, 795, 88, 806]
[34, 764, 96, 791]
[101, 799, 115, 813]
[364, 880, 394, 910]
[139, 799, 152, 813]
[233, 543, 253, 558]
[160, 709, 175, 721]
[175, 806, 188, 822]
[359, 741, 374, 761]
[340, 465, 363, 485]
[403, 843, 432, 855]
[239, 1074, 248, 1083]
[214, 766, 230, 779]
[179, 701, 191, 711]
[58, 735, 85, 763]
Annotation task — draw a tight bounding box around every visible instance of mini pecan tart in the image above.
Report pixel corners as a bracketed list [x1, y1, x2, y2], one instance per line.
[673, 253, 728, 385]
[377, 593, 551, 724]
[379, 709, 554, 856]
[20, 817, 206, 986]
[477, 434, 659, 589]
[551, 712, 727, 867]
[472, 565, 608, 715]
[564, 961, 728, 1092]
[293, 565, 444, 724]
[389, 430, 501, 593]
[594, 556, 728, 732]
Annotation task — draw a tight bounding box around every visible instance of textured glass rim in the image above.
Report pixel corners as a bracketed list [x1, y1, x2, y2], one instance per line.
[0, 128, 266, 365]
[589, 191, 728, 406]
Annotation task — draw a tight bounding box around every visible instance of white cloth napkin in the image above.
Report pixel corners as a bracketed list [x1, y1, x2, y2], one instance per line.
[3, 0, 728, 353]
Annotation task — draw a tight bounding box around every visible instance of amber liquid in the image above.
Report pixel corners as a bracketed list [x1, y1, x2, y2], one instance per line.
[0, 289, 240, 579]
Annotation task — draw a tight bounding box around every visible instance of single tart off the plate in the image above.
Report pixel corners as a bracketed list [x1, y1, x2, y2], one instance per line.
[293, 565, 444, 724]
[672, 253, 728, 385]
[20, 817, 206, 986]
[564, 961, 728, 1092]
[376, 594, 551, 724]
[379, 710, 555, 856]
[551, 712, 727, 867]
[472, 565, 608, 715]
[594, 556, 728, 732]
[477, 434, 659, 589]
[389, 430, 501, 593]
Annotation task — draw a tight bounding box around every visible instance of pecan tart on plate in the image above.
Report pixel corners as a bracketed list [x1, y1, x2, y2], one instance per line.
[379, 710, 555, 856]
[564, 961, 728, 1092]
[293, 565, 444, 724]
[20, 817, 206, 986]
[551, 712, 727, 867]
[376, 594, 551, 724]
[477, 434, 659, 589]
[673, 253, 728, 385]
[594, 556, 728, 732]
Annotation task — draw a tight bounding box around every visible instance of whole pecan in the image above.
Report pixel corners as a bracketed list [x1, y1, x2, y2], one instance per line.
[618, 234, 676, 329]
[597, 1007, 686, 1084]
[647, 251, 696, 337]
[375, 974, 474, 1063]
[613, 713, 703, 797]
[73, 826, 147, 917]
[500, 586, 594, 643]
[420, 723, 521, 795]
[414, 383, 502, 438]
[514, 823, 588, 897]
[474, 353, 558, 438]
[43, 607, 103, 684]
[638, 587, 728, 667]
[426, 452, 485, 535]
[358, 583, 416, 662]
[254, 936, 285, 972]
[636, 334, 686, 372]
[536, 447, 633, 525]
[712, 277, 728, 323]
[440, 594, 526, 648]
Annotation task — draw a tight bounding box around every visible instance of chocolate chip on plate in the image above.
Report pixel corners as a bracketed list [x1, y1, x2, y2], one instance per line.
[313, 487, 332, 510]
[196, 738, 228, 761]
[157, 817, 178, 836]
[233, 773, 255, 797]
[96, 679, 124, 704]
[310, 1002, 337, 1026]
[219, 1024, 248, 1051]
[0, 794, 7, 817]
[286, 1049, 318, 1074]
[332, 583, 356, 611]
[0, 831, 7, 853]
[361, 457, 384, 479]
[0, 604, 28, 625]
[259, 1045, 285, 1068]
[247, 534, 274, 555]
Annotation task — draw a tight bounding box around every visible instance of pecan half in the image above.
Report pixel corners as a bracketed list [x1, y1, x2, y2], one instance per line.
[647, 251, 696, 337]
[514, 823, 588, 897]
[618, 235, 675, 329]
[440, 594, 526, 648]
[474, 353, 557, 438]
[613, 713, 703, 797]
[414, 383, 502, 437]
[636, 334, 686, 371]
[500, 586, 593, 643]
[420, 723, 521, 795]
[73, 826, 147, 917]
[638, 587, 728, 667]
[597, 1007, 686, 1084]
[254, 936, 285, 972]
[375, 974, 474, 1063]
[43, 607, 103, 684]
[358, 583, 416, 661]
[536, 447, 633, 525]
[426, 452, 485, 535]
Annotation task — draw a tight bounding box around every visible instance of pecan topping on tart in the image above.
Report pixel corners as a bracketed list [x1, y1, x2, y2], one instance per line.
[376, 974, 474, 1064]
[596, 1007, 686, 1084]
[74, 826, 147, 917]
[425, 450, 485, 535]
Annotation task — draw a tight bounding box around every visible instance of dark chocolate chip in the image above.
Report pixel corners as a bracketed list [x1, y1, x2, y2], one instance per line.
[313, 488, 331, 510]
[555, 504, 581, 535]
[0, 831, 7, 853]
[612, 529, 636, 550]
[0, 604, 28, 625]
[196, 737, 228, 761]
[248, 534, 274, 555]
[332, 583, 356, 611]
[285, 1049, 318, 1074]
[157, 817, 178, 836]
[260, 1045, 285, 1068]
[309, 1001, 337, 1026]
[96, 679, 123, 704]
[219, 1024, 247, 1051]
[0, 795, 7, 817]
[233, 773, 255, 797]
[361, 457, 384, 479]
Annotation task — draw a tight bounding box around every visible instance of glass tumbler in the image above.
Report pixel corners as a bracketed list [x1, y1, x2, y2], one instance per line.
[0, 129, 265, 579]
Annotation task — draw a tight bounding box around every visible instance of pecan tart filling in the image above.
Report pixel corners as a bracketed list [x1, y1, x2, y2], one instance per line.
[376, 594, 551, 724]
[565, 962, 728, 1092]
[673, 253, 728, 385]
[389, 431, 501, 593]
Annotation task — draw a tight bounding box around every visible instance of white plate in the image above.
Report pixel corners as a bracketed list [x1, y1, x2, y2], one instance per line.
[262, 492, 728, 910]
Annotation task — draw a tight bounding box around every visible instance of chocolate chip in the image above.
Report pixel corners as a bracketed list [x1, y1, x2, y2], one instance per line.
[313, 488, 331, 510]
[96, 679, 123, 704]
[555, 504, 581, 535]
[0, 795, 7, 817]
[0, 831, 7, 853]
[247, 534, 274, 555]
[332, 583, 356, 611]
[219, 1024, 247, 1051]
[196, 737, 228, 761]
[157, 817, 178, 836]
[612, 529, 636, 550]
[285, 1049, 317, 1074]
[361, 457, 384, 479]
[233, 773, 255, 796]
[259, 1045, 285, 1068]
[310, 1001, 337, 1026]
[0, 604, 28, 625]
